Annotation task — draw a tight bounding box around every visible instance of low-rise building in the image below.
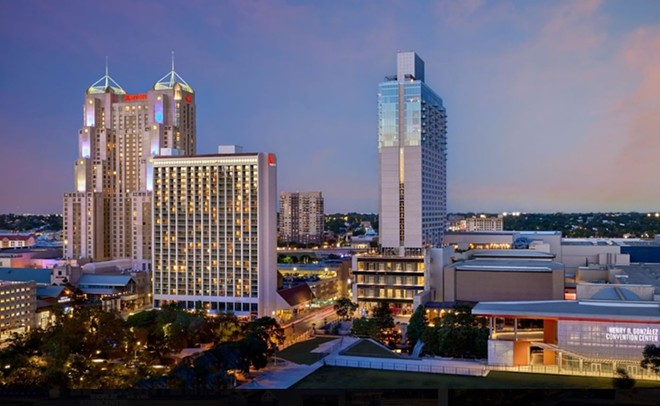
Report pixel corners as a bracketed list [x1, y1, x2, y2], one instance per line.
[0, 234, 36, 249]
[77, 274, 138, 312]
[0, 280, 36, 341]
[473, 299, 660, 376]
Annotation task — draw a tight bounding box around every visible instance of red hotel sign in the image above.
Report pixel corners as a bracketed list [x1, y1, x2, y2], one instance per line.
[124, 94, 148, 101]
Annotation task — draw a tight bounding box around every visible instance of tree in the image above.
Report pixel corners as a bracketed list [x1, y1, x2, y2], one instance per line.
[334, 297, 358, 320]
[406, 305, 427, 348]
[422, 305, 488, 359]
[613, 367, 636, 390]
[234, 317, 284, 373]
[641, 344, 660, 373]
[211, 314, 243, 344]
[372, 302, 395, 330]
[351, 318, 380, 338]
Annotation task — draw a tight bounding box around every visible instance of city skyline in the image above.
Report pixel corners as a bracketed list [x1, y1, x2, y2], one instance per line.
[3, 1, 660, 214]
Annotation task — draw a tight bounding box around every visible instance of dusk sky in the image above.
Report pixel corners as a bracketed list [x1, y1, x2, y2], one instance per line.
[2, 0, 660, 214]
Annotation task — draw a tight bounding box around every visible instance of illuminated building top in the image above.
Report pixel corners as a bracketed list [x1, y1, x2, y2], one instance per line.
[153, 51, 194, 93]
[86, 60, 126, 95]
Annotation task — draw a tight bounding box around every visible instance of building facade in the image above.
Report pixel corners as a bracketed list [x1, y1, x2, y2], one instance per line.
[152, 150, 278, 317]
[63, 61, 196, 270]
[473, 300, 660, 377]
[0, 234, 36, 249]
[448, 215, 503, 232]
[353, 51, 448, 311]
[278, 192, 325, 245]
[0, 280, 36, 341]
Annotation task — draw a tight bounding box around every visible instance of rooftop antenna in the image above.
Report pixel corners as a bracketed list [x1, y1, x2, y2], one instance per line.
[153, 50, 194, 93]
[105, 56, 109, 88]
[87, 56, 126, 94]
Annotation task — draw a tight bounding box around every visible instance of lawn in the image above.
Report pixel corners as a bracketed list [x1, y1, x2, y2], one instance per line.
[341, 339, 401, 359]
[277, 337, 337, 365]
[292, 366, 660, 389]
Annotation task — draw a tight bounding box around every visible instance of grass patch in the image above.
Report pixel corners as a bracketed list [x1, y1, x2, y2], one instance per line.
[342, 339, 400, 359]
[277, 337, 336, 365]
[292, 366, 660, 389]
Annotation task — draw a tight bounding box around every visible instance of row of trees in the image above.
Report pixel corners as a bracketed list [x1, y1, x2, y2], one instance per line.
[0, 305, 284, 390]
[499, 211, 660, 238]
[0, 213, 62, 231]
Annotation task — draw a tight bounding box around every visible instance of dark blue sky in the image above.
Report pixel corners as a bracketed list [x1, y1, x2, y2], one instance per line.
[2, 0, 660, 214]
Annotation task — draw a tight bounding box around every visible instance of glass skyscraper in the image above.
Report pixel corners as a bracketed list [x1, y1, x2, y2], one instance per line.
[378, 51, 447, 250]
[352, 51, 448, 311]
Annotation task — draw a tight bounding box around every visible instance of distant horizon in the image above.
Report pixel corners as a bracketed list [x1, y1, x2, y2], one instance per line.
[3, 1, 660, 214]
[5, 209, 660, 217]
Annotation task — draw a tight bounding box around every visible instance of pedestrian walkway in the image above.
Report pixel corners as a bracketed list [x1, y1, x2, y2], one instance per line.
[237, 359, 324, 389]
[237, 336, 360, 389]
[238, 336, 489, 389]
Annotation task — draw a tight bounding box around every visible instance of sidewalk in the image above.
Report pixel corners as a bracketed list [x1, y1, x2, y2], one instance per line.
[237, 359, 324, 389]
[237, 336, 359, 389]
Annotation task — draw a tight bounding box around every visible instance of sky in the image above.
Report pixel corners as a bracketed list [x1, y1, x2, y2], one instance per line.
[2, 0, 660, 215]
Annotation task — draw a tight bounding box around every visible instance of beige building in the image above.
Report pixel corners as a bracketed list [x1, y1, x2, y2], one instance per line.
[0, 234, 36, 249]
[449, 215, 504, 232]
[152, 148, 278, 317]
[0, 281, 36, 341]
[466, 215, 503, 232]
[278, 192, 324, 245]
[439, 250, 565, 303]
[63, 60, 196, 271]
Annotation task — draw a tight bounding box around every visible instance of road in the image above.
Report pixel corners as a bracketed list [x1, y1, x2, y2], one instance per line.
[281, 305, 339, 344]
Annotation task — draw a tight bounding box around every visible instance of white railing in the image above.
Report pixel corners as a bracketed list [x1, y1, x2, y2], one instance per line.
[324, 357, 487, 377]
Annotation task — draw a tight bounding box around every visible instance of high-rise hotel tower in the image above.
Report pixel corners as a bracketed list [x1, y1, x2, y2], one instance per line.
[152, 147, 278, 317]
[378, 51, 447, 251]
[353, 51, 448, 311]
[63, 61, 195, 270]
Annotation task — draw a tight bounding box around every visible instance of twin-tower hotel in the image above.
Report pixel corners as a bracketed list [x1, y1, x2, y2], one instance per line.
[63, 62, 277, 316]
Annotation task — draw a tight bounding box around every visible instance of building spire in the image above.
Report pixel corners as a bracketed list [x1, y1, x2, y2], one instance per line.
[87, 57, 126, 95]
[154, 51, 194, 93]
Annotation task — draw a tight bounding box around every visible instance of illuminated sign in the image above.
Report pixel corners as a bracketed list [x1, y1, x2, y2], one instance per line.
[268, 154, 276, 166]
[124, 94, 148, 101]
[185, 94, 192, 103]
[605, 326, 659, 342]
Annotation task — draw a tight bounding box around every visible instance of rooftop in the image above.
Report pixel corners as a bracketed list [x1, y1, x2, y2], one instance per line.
[0, 267, 52, 284]
[473, 300, 660, 322]
[469, 249, 555, 260]
[451, 258, 564, 272]
[77, 274, 133, 286]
